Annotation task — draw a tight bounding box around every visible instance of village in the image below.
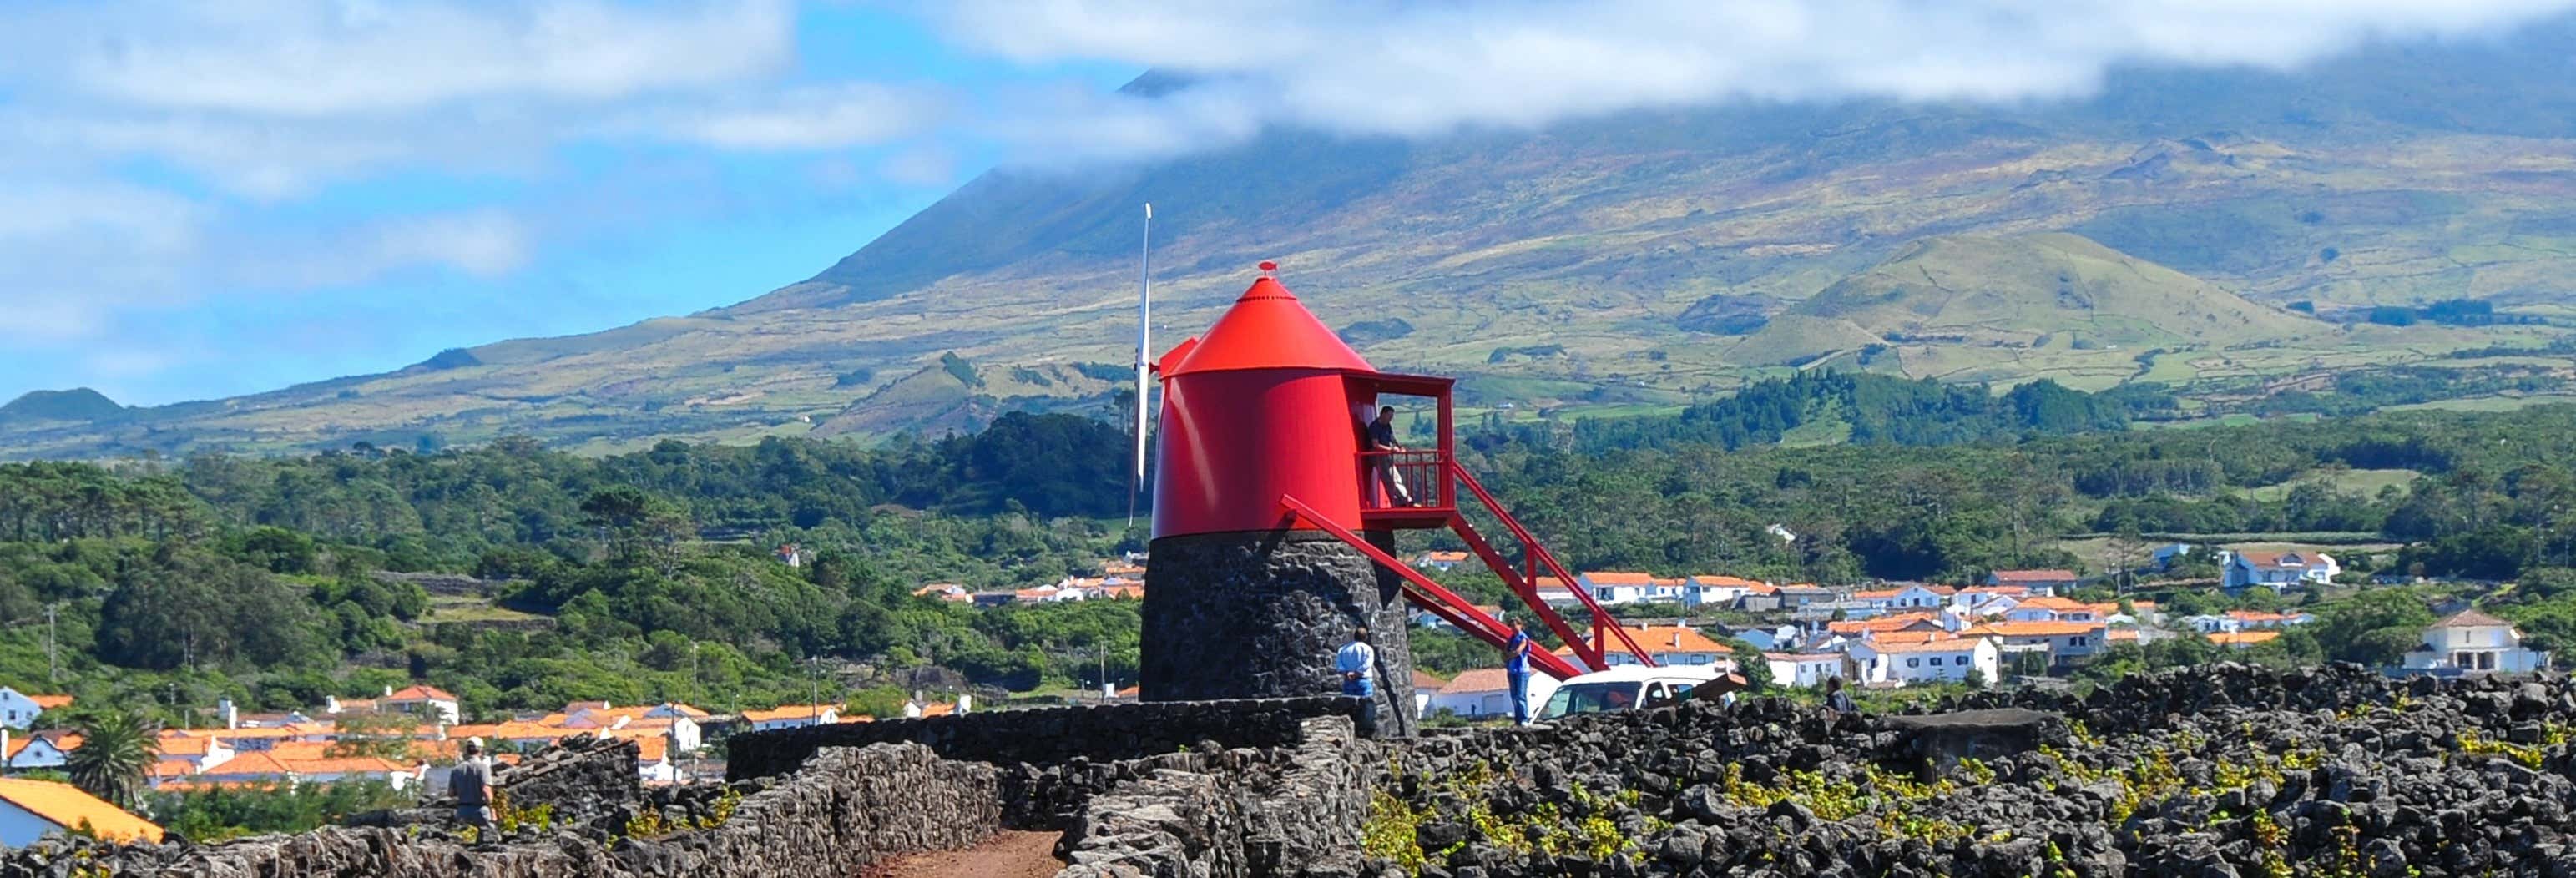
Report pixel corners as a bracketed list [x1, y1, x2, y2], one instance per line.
[0, 679, 971, 838]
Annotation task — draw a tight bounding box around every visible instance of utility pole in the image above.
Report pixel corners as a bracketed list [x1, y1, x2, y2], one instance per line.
[45, 604, 58, 684]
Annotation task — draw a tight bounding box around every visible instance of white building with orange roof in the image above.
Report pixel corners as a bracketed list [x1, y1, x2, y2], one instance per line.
[1683, 575, 1766, 608]
[382, 685, 462, 724]
[1847, 636, 2000, 687]
[1852, 583, 1954, 611]
[2402, 609, 2550, 674]
[743, 704, 840, 731]
[2002, 596, 2104, 623]
[1531, 577, 1581, 605]
[1414, 551, 1471, 571]
[1556, 624, 1735, 668]
[1970, 620, 2109, 666]
[1763, 653, 1846, 689]
[1578, 571, 1659, 605]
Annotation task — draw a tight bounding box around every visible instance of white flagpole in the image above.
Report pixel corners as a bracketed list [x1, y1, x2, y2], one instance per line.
[1129, 204, 1154, 526]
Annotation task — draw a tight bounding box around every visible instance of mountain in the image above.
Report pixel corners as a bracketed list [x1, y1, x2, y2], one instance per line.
[10, 21, 2576, 458]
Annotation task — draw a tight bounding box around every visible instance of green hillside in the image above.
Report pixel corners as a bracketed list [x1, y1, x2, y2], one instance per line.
[1788, 233, 2321, 349]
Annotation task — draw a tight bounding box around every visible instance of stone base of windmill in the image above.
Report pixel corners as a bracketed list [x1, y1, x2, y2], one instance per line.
[1141, 529, 1417, 738]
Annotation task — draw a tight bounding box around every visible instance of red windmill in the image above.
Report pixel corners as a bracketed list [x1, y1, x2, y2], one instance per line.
[1148, 265, 1656, 679]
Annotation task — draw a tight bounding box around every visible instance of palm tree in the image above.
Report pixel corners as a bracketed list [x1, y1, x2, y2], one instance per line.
[66, 711, 158, 810]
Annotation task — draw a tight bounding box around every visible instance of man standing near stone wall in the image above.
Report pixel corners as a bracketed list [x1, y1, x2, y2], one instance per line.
[1337, 628, 1379, 737]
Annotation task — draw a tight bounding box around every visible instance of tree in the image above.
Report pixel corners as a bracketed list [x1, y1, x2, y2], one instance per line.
[2312, 589, 2437, 665]
[67, 710, 157, 809]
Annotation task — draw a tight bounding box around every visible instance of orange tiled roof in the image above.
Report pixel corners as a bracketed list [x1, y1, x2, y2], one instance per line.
[198, 752, 292, 778]
[741, 705, 836, 724]
[2208, 631, 2283, 647]
[0, 778, 161, 843]
[1553, 625, 1726, 656]
[1691, 575, 1765, 588]
[1412, 669, 1449, 689]
[275, 756, 407, 776]
[386, 685, 458, 703]
[2013, 596, 2092, 612]
[1975, 621, 2107, 638]
[1436, 669, 1510, 694]
[1851, 588, 1903, 600]
[1422, 552, 1470, 563]
[1862, 637, 1988, 654]
[1991, 569, 2078, 583]
[1581, 571, 1657, 585]
[26, 694, 73, 709]
[1827, 613, 1941, 635]
[1868, 630, 1947, 645]
[149, 759, 196, 779]
[918, 702, 959, 717]
[263, 741, 334, 762]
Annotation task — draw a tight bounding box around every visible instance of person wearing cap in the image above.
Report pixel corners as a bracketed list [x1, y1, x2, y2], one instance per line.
[451, 738, 496, 833]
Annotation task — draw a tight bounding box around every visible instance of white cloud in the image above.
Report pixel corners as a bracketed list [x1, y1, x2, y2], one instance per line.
[645, 83, 946, 150]
[937, 0, 2576, 144]
[14, 0, 796, 117]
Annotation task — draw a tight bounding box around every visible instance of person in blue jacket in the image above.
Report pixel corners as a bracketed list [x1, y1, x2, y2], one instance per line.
[1504, 618, 1535, 725]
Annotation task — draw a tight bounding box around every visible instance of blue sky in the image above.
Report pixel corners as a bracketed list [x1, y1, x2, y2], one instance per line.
[5, 0, 2569, 407]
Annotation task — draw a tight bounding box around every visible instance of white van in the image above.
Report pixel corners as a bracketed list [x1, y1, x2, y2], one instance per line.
[1535, 664, 1726, 721]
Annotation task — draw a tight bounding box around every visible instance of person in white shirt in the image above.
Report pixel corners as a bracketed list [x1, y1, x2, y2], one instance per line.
[1336, 627, 1378, 737]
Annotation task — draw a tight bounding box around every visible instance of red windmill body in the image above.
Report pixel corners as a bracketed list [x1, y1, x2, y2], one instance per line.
[1147, 270, 1657, 679]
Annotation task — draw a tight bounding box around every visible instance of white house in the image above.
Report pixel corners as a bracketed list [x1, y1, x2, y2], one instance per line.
[1578, 572, 1658, 605]
[1853, 583, 1954, 611]
[2002, 598, 2106, 624]
[1847, 638, 2000, 687]
[2402, 609, 2552, 674]
[2186, 610, 2316, 634]
[0, 778, 163, 847]
[1763, 653, 1845, 689]
[1425, 669, 1559, 720]
[1972, 621, 2108, 666]
[2225, 550, 2339, 590]
[1415, 551, 1471, 571]
[1563, 625, 1736, 668]
[0, 689, 70, 731]
[1411, 671, 1447, 714]
[743, 704, 839, 730]
[1685, 575, 1766, 608]
[382, 685, 462, 725]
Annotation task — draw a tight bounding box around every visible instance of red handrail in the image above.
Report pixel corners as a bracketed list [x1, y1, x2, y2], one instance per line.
[1276, 495, 1584, 679]
[1449, 462, 1659, 667]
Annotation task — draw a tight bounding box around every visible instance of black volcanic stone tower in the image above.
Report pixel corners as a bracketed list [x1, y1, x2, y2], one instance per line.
[1143, 530, 1417, 738]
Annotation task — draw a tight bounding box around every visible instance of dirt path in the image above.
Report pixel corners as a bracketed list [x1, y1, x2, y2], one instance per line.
[865, 830, 1064, 878]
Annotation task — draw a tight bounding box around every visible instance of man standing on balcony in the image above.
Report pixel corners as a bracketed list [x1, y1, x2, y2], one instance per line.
[1366, 406, 1415, 506]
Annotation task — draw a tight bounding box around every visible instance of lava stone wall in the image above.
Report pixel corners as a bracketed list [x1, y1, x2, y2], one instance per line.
[1144, 529, 1418, 738]
[1, 744, 998, 878]
[726, 695, 1360, 781]
[1055, 716, 1372, 878]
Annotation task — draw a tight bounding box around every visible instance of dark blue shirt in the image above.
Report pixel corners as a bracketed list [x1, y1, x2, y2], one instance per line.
[1505, 630, 1531, 675]
[1368, 419, 1397, 447]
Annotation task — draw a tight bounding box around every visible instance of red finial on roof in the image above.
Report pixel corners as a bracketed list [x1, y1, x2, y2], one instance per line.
[1258, 260, 1278, 277]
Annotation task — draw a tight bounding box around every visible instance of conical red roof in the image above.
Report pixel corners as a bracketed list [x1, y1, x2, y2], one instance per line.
[1163, 276, 1375, 376]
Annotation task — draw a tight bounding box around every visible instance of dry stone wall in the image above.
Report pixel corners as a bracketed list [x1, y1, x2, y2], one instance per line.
[727, 695, 1359, 780]
[1053, 716, 1375, 878]
[0, 744, 995, 878]
[1366, 664, 2576, 877]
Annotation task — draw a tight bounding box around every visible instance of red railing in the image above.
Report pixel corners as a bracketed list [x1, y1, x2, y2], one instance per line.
[1357, 449, 1450, 510]
[1281, 456, 1656, 679]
